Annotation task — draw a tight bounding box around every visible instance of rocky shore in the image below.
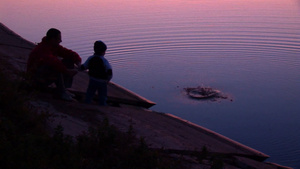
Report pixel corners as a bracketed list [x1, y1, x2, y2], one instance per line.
[0, 22, 291, 169]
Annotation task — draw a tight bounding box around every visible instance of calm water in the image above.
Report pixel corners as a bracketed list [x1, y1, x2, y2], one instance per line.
[1, 0, 300, 167]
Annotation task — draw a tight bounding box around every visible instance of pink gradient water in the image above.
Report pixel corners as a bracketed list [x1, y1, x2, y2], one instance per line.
[1, 0, 300, 167]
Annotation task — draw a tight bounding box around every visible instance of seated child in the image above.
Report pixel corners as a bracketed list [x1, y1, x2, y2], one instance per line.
[80, 41, 112, 105]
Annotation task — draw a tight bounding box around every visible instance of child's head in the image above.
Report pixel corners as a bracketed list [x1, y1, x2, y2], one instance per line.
[94, 41, 107, 55]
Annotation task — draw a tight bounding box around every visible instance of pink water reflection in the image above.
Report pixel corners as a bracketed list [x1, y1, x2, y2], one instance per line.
[1, 1, 300, 168]
[1, 0, 299, 40]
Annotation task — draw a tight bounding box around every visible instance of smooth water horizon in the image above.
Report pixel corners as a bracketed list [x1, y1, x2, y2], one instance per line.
[1, 0, 300, 168]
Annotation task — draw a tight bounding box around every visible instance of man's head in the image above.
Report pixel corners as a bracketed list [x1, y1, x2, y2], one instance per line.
[46, 28, 62, 46]
[94, 41, 107, 55]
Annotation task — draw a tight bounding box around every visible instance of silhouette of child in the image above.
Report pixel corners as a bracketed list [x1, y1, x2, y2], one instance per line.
[81, 41, 112, 105]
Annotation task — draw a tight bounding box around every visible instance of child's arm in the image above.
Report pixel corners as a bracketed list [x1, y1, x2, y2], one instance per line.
[107, 69, 113, 81]
[79, 56, 92, 71]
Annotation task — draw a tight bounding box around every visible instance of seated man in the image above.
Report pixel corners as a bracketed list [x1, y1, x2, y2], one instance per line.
[27, 28, 81, 101]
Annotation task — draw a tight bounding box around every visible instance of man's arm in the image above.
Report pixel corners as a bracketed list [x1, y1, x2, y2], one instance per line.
[56, 45, 82, 64]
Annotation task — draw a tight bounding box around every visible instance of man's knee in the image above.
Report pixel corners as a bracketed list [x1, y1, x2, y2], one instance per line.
[62, 58, 75, 69]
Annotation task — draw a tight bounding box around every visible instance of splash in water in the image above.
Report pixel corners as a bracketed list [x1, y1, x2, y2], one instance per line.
[184, 86, 231, 101]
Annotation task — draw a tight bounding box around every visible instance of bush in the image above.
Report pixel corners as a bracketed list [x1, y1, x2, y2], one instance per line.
[0, 72, 187, 169]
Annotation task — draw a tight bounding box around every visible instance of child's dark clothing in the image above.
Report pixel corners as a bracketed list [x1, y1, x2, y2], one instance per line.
[81, 54, 112, 105]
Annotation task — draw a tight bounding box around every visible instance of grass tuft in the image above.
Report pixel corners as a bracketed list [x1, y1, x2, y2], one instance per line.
[0, 72, 187, 169]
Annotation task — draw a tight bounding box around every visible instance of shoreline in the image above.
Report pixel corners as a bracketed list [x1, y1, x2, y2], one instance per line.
[0, 22, 291, 169]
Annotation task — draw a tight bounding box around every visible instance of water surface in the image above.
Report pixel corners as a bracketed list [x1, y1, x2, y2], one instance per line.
[1, 0, 300, 167]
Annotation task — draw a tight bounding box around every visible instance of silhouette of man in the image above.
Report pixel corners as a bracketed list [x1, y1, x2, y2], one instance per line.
[27, 28, 81, 101]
